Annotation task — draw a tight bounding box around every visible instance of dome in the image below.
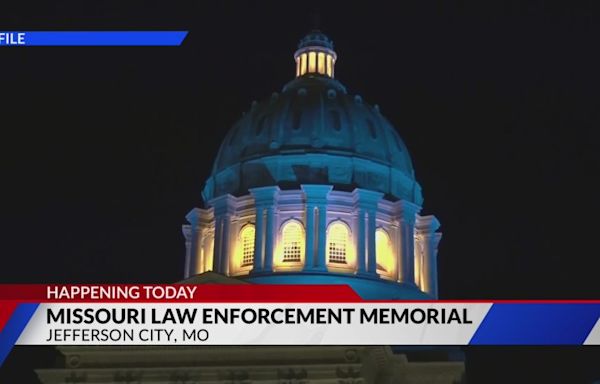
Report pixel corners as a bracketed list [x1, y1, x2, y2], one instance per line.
[202, 33, 423, 205]
[297, 29, 334, 50]
[185, 30, 442, 301]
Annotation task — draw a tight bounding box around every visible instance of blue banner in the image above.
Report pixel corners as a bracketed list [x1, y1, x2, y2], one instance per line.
[0, 31, 188, 46]
[469, 303, 600, 345]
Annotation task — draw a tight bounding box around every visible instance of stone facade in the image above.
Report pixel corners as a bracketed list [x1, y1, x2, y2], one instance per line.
[37, 345, 465, 384]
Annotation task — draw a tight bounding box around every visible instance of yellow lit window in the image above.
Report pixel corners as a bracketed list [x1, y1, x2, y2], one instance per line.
[282, 221, 304, 262]
[326, 54, 333, 77]
[308, 51, 316, 73]
[205, 235, 214, 272]
[317, 52, 325, 74]
[376, 228, 394, 273]
[327, 222, 349, 264]
[240, 225, 255, 267]
[295, 57, 300, 77]
[299, 53, 307, 76]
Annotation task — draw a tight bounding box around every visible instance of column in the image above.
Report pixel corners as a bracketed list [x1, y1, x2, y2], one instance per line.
[352, 189, 383, 277]
[391, 220, 401, 282]
[264, 206, 276, 271]
[182, 224, 192, 278]
[209, 194, 236, 275]
[203, 228, 215, 272]
[396, 200, 421, 285]
[304, 203, 316, 269]
[183, 208, 207, 278]
[316, 203, 327, 270]
[367, 209, 377, 274]
[196, 228, 206, 274]
[355, 208, 367, 274]
[416, 215, 441, 298]
[429, 233, 442, 298]
[220, 214, 231, 274]
[213, 217, 223, 274]
[414, 235, 423, 288]
[301, 185, 332, 272]
[252, 206, 265, 273]
[250, 186, 280, 273]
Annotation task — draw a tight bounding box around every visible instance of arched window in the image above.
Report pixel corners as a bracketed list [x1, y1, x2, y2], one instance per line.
[376, 228, 394, 274]
[240, 225, 255, 267]
[282, 221, 304, 262]
[327, 221, 349, 264]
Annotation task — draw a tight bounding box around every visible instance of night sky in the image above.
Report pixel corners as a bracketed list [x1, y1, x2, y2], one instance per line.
[1, 1, 600, 382]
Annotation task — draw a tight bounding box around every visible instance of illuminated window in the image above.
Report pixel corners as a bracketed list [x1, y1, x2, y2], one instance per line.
[376, 228, 393, 273]
[299, 53, 307, 76]
[317, 52, 325, 74]
[240, 225, 255, 267]
[327, 221, 349, 264]
[295, 57, 300, 77]
[206, 235, 214, 272]
[308, 51, 317, 73]
[326, 54, 333, 77]
[282, 221, 304, 262]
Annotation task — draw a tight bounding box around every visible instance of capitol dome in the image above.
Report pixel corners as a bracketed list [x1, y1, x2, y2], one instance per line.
[203, 34, 422, 205]
[185, 30, 442, 300]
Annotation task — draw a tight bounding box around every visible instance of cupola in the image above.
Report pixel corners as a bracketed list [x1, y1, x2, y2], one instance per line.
[294, 30, 337, 78]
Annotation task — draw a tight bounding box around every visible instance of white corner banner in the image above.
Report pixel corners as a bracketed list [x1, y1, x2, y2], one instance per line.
[18, 303, 491, 345]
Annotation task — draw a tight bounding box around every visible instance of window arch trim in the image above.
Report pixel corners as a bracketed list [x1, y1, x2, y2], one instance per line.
[280, 219, 305, 263]
[239, 223, 256, 267]
[326, 220, 351, 265]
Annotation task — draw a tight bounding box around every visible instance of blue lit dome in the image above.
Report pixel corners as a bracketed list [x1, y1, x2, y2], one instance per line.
[203, 37, 422, 205]
[185, 31, 441, 300]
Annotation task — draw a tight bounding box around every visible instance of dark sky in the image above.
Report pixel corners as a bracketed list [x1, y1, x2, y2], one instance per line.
[1, 1, 599, 382]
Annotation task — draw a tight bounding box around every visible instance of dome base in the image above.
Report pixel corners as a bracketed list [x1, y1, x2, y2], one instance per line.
[242, 271, 432, 300]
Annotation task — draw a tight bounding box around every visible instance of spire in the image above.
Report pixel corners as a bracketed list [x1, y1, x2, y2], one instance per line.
[294, 30, 337, 78]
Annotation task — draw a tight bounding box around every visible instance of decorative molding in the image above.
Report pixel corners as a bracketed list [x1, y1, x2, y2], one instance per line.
[250, 185, 281, 206]
[395, 200, 421, 226]
[65, 371, 86, 383]
[209, 194, 237, 216]
[351, 188, 383, 209]
[415, 214, 441, 234]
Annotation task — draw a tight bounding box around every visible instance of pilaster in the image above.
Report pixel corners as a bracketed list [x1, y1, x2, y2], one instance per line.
[301, 185, 333, 271]
[209, 194, 237, 275]
[395, 200, 421, 285]
[416, 215, 442, 298]
[352, 189, 383, 276]
[250, 186, 280, 273]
